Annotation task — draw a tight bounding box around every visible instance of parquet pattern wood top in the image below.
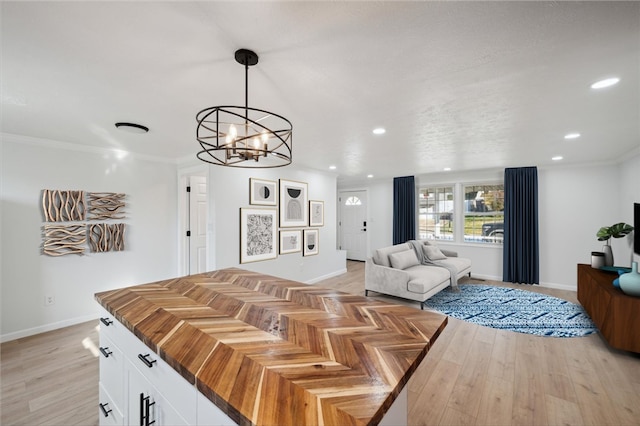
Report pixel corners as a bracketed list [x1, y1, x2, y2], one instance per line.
[95, 268, 448, 426]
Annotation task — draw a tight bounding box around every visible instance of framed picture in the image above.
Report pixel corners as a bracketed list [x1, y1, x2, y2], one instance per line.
[279, 230, 302, 254]
[249, 178, 277, 206]
[309, 200, 324, 227]
[239, 208, 277, 264]
[303, 229, 319, 256]
[279, 179, 308, 228]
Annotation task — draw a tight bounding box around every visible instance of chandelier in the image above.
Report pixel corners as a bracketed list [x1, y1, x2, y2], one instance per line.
[196, 49, 293, 168]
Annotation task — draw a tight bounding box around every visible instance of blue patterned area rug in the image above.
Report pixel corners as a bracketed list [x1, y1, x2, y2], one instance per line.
[422, 284, 598, 337]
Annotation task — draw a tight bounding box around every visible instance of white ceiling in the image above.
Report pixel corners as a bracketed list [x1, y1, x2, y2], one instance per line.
[2, 1, 639, 184]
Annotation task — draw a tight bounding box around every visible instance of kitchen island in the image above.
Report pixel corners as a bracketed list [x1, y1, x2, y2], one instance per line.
[95, 268, 448, 425]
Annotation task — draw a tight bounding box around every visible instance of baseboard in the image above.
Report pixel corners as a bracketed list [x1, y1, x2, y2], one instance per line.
[0, 314, 97, 343]
[467, 273, 576, 292]
[305, 268, 348, 284]
[538, 281, 576, 292]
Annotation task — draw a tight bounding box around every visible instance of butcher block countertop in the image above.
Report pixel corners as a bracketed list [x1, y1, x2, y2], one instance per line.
[95, 268, 448, 426]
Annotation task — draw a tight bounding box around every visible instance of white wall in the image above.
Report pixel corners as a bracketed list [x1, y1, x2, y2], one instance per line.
[1, 134, 179, 341]
[339, 159, 637, 290]
[619, 151, 640, 264]
[201, 164, 346, 284]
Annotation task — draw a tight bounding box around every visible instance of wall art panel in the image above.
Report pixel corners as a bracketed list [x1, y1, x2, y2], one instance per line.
[240, 208, 277, 263]
[309, 200, 324, 227]
[250, 178, 277, 206]
[42, 189, 85, 222]
[279, 230, 302, 254]
[89, 223, 126, 252]
[87, 192, 126, 220]
[42, 224, 86, 256]
[303, 228, 319, 256]
[279, 179, 308, 228]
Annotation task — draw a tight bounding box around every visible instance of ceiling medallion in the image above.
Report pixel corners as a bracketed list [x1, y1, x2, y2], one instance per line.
[195, 49, 293, 168]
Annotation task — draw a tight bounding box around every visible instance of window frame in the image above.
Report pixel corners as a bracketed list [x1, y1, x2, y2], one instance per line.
[417, 185, 455, 242]
[462, 183, 505, 245]
[417, 181, 504, 245]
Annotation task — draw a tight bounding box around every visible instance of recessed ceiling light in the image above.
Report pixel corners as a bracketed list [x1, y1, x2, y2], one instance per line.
[591, 78, 620, 89]
[367, 174, 374, 178]
[115, 122, 149, 134]
[564, 133, 581, 139]
[552, 156, 563, 161]
[443, 167, 451, 171]
[373, 128, 386, 135]
[329, 165, 336, 170]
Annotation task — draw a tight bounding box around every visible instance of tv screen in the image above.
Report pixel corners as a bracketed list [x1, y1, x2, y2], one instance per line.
[633, 203, 640, 255]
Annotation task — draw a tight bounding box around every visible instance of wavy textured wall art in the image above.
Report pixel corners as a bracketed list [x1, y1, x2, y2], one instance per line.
[42, 224, 86, 256]
[87, 192, 126, 220]
[42, 189, 85, 222]
[89, 223, 125, 252]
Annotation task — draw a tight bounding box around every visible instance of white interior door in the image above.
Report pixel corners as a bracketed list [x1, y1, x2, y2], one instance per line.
[188, 176, 208, 274]
[339, 190, 368, 261]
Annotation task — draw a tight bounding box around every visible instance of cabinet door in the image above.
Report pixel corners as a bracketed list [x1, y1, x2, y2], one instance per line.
[99, 333, 124, 409]
[127, 360, 188, 426]
[99, 383, 124, 426]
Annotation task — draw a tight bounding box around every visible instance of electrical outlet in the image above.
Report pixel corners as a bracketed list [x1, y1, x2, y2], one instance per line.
[45, 295, 55, 306]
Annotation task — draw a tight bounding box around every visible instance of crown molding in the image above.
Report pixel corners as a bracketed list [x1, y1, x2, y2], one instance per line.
[1, 132, 177, 165]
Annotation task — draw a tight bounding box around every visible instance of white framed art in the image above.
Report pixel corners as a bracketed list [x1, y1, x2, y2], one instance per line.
[240, 208, 277, 264]
[279, 230, 302, 254]
[309, 200, 324, 227]
[279, 179, 308, 228]
[249, 178, 277, 206]
[303, 228, 319, 256]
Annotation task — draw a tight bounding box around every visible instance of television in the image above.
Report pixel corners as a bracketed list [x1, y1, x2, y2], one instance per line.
[635, 203, 640, 255]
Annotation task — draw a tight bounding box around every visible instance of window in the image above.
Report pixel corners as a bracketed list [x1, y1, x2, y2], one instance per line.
[463, 184, 504, 244]
[345, 196, 362, 206]
[418, 186, 454, 241]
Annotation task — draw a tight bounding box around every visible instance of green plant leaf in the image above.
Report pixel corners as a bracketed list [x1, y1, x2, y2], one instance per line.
[609, 222, 634, 238]
[597, 226, 612, 241]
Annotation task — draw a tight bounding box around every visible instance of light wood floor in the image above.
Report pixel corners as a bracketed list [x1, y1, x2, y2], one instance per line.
[2, 261, 639, 426]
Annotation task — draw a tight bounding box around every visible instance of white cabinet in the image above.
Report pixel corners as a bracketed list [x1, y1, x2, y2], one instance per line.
[99, 382, 124, 426]
[126, 358, 188, 426]
[196, 393, 237, 426]
[98, 309, 125, 426]
[97, 306, 204, 426]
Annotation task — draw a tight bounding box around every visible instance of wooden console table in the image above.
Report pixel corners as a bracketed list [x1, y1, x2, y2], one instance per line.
[577, 263, 640, 353]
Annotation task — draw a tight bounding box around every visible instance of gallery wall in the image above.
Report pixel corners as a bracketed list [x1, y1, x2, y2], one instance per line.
[338, 155, 638, 290]
[201, 163, 346, 284]
[1, 134, 179, 341]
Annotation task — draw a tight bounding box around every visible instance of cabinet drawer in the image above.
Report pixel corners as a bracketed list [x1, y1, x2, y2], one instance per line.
[97, 306, 128, 344]
[99, 382, 124, 426]
[120, 324, 197, 424]
[99, 333, 124, 408]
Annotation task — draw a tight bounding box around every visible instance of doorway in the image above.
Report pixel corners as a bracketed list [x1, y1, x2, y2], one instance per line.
[338, 190, 368, 261]
[179, 173, 208, 275]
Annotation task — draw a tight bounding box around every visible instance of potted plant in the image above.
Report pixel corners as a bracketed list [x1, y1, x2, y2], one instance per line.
[596, 222, 634, 266]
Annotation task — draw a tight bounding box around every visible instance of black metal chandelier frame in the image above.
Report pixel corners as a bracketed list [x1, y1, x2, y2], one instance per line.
[196, 49, 293, 168]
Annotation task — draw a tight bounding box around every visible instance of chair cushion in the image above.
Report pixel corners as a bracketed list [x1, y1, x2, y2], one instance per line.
[423, 245, 447, 261]
[389, 249, 421, 270]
